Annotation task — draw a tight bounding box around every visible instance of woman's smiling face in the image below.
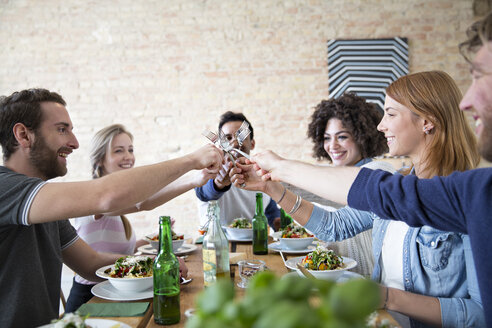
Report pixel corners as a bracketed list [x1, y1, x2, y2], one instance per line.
[378, 96, 427, 160]
[100, 132, 135, 176]
[323, 118, 362, 166]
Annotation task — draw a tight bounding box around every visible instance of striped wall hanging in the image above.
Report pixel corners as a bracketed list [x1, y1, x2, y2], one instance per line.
[327, 37, 409, 111]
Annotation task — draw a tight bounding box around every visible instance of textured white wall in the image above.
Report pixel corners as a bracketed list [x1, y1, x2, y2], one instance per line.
[0, 0, 478, 238]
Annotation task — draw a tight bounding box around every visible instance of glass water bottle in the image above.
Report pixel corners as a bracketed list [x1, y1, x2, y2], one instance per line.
[153, 216, 180, 325]
[252, 193, 268, 255]
[202, 200, 230, 286]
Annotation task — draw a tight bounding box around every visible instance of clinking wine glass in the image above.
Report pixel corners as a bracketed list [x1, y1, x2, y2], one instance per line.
[237, 259, 265, 288]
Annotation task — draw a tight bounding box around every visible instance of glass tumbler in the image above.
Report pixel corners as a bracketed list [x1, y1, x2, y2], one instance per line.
[237, 259, 266, 288]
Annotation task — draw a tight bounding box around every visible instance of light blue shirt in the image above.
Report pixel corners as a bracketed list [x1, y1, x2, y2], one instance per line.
[305, 205, 484, 327]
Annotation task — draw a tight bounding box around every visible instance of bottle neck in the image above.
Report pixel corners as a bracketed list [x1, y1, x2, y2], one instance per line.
[206, 201, 221, 230]
[255, 193, 264, 216]
[158, 216, 173, 255]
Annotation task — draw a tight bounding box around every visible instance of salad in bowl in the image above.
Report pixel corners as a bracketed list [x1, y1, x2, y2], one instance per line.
[96, 256, 153, 292]
[273, 223, 314, 250]
[292, 245, 357, 280]
[145, 229, 185, 252]
[224, 218, 253, 240]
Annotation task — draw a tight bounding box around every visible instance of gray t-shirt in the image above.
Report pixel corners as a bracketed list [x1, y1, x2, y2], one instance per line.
[0, 166, 79, 328]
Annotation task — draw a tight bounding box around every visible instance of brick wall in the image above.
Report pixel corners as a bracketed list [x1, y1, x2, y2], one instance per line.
[0, 0, 478, 238]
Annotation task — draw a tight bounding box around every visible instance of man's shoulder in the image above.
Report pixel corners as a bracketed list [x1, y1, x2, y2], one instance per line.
[0, 166, 44, 188]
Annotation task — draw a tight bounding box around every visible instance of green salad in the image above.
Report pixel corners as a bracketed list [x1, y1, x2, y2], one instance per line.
[301, 245, 343, 271]
[281, 223, 313, 238]
[52, 313, 89, 328]
[230, 218, 252, 229]
[104, 255, 153, 278]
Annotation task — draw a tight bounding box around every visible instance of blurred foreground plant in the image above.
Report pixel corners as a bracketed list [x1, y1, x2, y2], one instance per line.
[185, 271, 380, 328]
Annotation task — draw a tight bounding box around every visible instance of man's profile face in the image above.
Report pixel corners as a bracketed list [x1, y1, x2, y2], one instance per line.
[221, 120, 255, 155]
[29, 102, 79, 180]
[460, 42, 492, 162]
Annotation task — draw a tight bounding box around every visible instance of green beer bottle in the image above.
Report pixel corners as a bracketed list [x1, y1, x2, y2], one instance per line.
[202, 200, 230, 286]
[280, 208, 293, 229]
[252, 193, 268, 255]
[153, 216, 180, 325]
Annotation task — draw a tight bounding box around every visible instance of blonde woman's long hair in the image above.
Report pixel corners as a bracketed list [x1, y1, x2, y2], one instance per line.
[386, 70, 480, 178]
[90, 124, 134, 240]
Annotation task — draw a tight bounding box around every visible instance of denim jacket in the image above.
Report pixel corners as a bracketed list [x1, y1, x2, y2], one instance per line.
[305, 205, 484, 327]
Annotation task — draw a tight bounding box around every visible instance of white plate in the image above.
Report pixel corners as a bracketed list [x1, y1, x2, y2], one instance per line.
[284, 255, 357, 277]
[85, 319, 131, 328]
[91, 280, 153, 301]
[282, 270, 364, 283]
[269, 241, 325, 254]
[285, 255, 357, 271]
[38, 318, 131, 328]
[227, 237, 253, 242]
[137, 243, 198, 256]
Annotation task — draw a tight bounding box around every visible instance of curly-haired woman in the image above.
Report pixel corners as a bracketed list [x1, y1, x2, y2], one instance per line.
[307, 92, 388, 166]
[303, 93, 390, 276]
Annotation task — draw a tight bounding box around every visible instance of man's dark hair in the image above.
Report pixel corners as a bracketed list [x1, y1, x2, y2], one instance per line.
[0, 88, 66, 161]
[459, 11, 492, 62]
[218, 111, 254, 140]
[307, 92, 388, 161]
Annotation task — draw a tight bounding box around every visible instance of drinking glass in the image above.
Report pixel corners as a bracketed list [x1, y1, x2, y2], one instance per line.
[237, 259, 265, 288]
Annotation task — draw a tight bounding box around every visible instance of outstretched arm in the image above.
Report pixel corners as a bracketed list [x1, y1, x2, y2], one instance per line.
[250, 150, 360, 205]
[29, 144, 223, 224]
[229, 162, 315, 226]
[110, 168, 218, 215]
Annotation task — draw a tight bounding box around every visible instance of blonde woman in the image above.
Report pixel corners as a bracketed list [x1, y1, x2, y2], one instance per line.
[235, 71, 484, 327]
[66, 124, 215, 312]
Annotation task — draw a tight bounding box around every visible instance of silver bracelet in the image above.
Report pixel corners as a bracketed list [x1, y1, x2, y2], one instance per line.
[276, 185, 287, 204]
[288, 194, 302, 214]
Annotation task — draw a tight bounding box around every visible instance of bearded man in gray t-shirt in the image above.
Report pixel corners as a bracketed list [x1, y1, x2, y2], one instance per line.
[0, 89, 222, 327]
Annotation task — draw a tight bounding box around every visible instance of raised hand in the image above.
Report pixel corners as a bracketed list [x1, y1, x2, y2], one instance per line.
[250, 150, 286, 181]
[213, 160, 233, 190]
[193, 167, 219, 187]
[229, 160, 268, 192]
[190, 144, 224, 171]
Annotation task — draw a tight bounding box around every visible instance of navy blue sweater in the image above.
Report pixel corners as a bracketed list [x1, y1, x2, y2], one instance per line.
[348, 167, 492, 327]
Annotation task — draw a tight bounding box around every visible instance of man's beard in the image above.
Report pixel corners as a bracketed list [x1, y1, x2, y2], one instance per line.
[29, 134, 67, 180]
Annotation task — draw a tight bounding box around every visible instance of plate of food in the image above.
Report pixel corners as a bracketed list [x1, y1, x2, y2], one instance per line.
[144, 231, 190, 252]
[285, 245, 357, 280]
[223, 218, 253, 241]
[96, 256, 153, 293]
[40, 313, 132, 328]
[137, 243, 197, 256]
[282, 270, 364, 283]
[269, 241, 322, 254]
[91, 280, 153, 301]
[272, 223, 314, 250]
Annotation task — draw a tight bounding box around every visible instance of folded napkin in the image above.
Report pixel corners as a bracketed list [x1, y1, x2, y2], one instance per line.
[77, 302, 150, 317]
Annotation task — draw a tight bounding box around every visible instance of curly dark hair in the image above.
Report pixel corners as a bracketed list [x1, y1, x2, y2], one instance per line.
[0, 88, 66, 161]
[307, 93, 388, 161]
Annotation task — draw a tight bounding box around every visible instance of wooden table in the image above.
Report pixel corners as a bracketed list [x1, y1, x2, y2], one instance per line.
[89, 240, 399, 327]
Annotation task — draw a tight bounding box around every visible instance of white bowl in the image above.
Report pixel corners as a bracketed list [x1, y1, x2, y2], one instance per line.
[224, 226, 253, 240]
[286, 256, 358, 281]
[96, 264, 153, 293]
[145, 234, 185, 252]
[273, 231, 314, 250]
